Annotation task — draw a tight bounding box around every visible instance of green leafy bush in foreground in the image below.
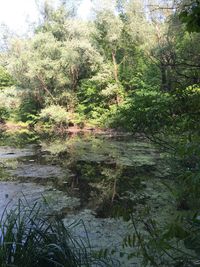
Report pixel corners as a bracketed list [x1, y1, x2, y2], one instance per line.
[0, 200, 111, 267]
[117, 85, 200, 266]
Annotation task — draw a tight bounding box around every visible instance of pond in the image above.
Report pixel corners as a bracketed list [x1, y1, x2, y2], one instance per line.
[0, 129, 172, 266]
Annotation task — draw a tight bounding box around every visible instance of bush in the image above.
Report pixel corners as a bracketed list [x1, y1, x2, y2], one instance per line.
[16, 93, 41, 123]
[0, 87, 20, 110]
[0, 107, 9, 123]
[0, 66, 14, 89]
[39, 105, 68, 126]
[119, 85, 200, 266]
[110, 88, 173, 133]
[0, 86, 21, 122]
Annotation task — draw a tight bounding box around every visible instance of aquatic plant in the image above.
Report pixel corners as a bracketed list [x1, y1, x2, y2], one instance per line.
[0, 199, 110, 267]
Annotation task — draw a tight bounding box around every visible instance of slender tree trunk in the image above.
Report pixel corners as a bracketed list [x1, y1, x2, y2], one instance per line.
[112, 50, 118, 82]
[70, 66, 79, 92]
[160, 64, 172, 92]
[161, 63, 167, 91]
[112, 50, 121, 105]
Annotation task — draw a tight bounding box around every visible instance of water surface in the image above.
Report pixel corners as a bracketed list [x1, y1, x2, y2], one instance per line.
[0, 129, 172, 265]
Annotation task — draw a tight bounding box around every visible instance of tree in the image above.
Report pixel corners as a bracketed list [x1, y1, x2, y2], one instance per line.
[4, 2, 102, 112]
[179, 0, 200, 32]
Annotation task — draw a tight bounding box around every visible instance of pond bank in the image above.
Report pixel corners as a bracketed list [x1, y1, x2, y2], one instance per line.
[0, 121, 134, 138]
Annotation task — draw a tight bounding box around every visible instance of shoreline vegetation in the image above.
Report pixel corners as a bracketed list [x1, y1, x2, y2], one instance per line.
[0, 120, 134, 137]
[0, 0, 200, 266]
[0, 121, 130, 137]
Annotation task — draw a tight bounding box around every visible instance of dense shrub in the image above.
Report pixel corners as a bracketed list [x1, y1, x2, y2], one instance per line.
[0, 107, 9, 122]
[39, 105, 68, 126]
[0, 66, 14, 89]
[110, 88, 173, 133]
[17, 95, 40, 123]
[0, 87, 21, 122]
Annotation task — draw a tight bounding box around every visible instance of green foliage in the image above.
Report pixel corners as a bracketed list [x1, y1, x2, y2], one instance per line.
[123, 214, 200, 267]
[0, 200, 108, 267]
[164, 27, 200, 88]
[16, 93, 41, 123]
[0, 87, 20, 122]
[39, 105, 68, 126]
[5, 11, 102, 110]
[0, 87, 20, 110]
[0, 66, 14, 89]
[77, 61, 126, 124]
[0, 2, 200, 265]
[112, 84, 200, 140]
[0, 107, 9, 122]
[110, 83, 200, 265]
[111, 88, 172, 133]
[179, 0, 200, 33]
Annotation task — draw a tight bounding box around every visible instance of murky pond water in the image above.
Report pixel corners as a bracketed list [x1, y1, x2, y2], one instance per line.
[0, 129, 171, 265]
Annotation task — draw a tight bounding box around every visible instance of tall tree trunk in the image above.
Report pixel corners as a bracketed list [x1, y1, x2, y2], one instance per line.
[112, 50, 118, 83]
[112, 50, 121, 105]
[160, 64, 172, 92]
[70, 66, 78, 92]
[160, 63, 168, 91]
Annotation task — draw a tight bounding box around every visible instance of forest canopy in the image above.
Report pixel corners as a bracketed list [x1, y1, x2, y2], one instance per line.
[0, 0, 199, 126]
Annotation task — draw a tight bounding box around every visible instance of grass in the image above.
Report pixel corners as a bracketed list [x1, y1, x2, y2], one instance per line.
[0, 199, 112, 267]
